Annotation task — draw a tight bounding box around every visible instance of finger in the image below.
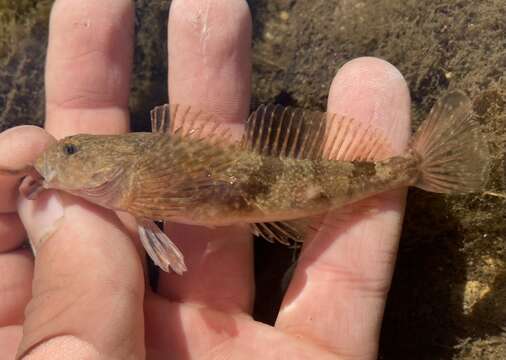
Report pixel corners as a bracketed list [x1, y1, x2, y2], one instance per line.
[0, 126, 52, 334]
[158, 0, 253, 313]
[167, 0, 252, 122]
[0, 126, 54, 213]
[145, 296, 342, 360]
[44, 0, 148, 266]
[45, 0, 134, 138]
[276, 57, 411, 358]
[0, 326, 23, 359]
[0, 214, 26, 253]
[0, 251, 33, 327]
[16, 191, 145, 358]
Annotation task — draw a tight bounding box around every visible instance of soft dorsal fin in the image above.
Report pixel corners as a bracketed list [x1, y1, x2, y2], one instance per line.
[243, 105, 327, 159]
[150, 104, 235, 145]
[243, 105, 393, 161]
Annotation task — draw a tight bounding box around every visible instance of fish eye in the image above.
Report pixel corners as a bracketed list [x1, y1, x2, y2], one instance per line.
[63, 143, 79, 156]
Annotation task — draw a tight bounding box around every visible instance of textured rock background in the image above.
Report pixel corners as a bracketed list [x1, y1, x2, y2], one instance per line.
[1, 1, 505, 358]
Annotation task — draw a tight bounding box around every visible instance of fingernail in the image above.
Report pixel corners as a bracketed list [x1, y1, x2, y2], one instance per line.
[18, 190, 65, 255]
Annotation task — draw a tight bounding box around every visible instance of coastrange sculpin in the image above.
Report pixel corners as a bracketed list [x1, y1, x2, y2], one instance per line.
[5, 91, 490, 274]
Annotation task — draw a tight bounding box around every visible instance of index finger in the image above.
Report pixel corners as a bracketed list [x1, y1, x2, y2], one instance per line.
[157, 0, 253, 313]
[44, 0, 134, 137]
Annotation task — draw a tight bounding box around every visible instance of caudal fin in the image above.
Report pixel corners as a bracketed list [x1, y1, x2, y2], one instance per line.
[411, 91, 489, 193]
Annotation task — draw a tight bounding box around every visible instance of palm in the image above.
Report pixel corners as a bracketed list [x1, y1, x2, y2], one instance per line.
[0, 1, 410, 359]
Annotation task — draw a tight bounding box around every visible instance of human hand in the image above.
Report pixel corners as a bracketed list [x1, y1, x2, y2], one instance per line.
[0, 0, 410, 359]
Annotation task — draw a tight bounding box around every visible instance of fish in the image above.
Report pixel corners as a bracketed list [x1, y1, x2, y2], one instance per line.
[4, 91, 490, 275]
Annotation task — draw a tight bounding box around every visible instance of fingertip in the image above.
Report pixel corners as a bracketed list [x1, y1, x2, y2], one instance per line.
[45, 0, 134, 137]
[0, 250, 33, 326]
[0, 126, 55, 164]
[0, 214, 26, 253]
[168, 0, 252, 122]
[170, 0, 252, 37]
[328, 56, 411, 153]
[0, 126, 54, 213]
[0, 325, 23, 358]
[47, 0, 134, 107]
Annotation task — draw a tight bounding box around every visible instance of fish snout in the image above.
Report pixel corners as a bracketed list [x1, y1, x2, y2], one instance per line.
[34, 153, 56, 187]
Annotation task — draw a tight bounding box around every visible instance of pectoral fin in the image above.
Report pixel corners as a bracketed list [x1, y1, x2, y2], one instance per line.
[137, 218, 187, 275]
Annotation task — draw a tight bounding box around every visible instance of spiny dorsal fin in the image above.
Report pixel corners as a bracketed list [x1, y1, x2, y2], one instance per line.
[243, 105, 393, 161]
[150, 104, 235, 146]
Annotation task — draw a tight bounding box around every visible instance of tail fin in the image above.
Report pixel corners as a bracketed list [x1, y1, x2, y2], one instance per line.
[411, 91, 489, 193]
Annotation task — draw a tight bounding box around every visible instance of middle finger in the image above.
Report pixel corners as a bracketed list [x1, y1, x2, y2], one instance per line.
[157, 0, 254, 314]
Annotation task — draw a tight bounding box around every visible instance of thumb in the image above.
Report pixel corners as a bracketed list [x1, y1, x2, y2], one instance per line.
[17, 191, 145, 359]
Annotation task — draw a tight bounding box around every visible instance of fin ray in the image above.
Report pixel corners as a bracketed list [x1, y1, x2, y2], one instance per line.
[138, 218, 187, 274]
[128, 135, 240, 220]
[411, 91, 489, 193]
[150, 104, 237, 146]
[251, 219, 309, 245]
[243, 105, 393, 161]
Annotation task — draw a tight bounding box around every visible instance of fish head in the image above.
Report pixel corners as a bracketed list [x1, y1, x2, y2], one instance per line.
[34, 134, 131, 192]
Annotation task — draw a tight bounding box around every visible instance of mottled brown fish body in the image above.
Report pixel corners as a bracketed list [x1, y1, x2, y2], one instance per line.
[215, 154, 419, 222]
[248, 155, 419, 219]
[119, 136, 420, 225]
[33, 90, 485, 229]
[26, 93, 489, 273]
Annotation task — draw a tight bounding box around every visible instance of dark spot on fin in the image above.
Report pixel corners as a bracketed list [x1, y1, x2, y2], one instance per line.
[150, 104, 235, 145]
[242, 105, 393, 161]
[251, 219, 309, 245]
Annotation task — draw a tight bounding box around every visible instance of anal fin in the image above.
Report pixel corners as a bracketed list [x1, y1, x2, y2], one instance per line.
[138, 219, 187, 275]
[251, 219, 310, 245]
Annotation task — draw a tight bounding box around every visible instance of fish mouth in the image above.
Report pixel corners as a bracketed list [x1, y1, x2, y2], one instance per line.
[36, 152, 57, 188]
[43, 169, 57, 187]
